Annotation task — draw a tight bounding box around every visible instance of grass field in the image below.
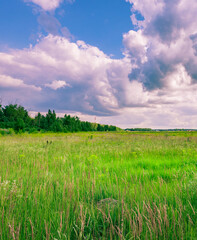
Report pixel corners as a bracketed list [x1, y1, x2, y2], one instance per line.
[0, 132, 196, 239]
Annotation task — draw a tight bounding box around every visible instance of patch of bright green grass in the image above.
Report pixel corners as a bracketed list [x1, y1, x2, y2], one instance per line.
[0, 132, 196, 239]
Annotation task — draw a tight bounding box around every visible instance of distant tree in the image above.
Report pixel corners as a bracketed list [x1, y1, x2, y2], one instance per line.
[0, 104, 4, 128]
[34, 112, 42, 129]
[2, 104, 31, 131]
[109, 125, 116, 131]
[45, 109, 56, 130]
[97, 124, 104, 131]
[15, 118, 25, 132]
[104, 125, 109, 131]
[0, 104, 119, 133]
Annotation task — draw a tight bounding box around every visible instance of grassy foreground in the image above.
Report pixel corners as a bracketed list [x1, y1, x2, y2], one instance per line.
[0, 132, 196, 239]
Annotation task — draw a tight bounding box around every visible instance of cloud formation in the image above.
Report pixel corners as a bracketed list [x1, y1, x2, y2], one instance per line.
[0, 74, 41, 91]
[37, 12, 74, 39]
[125, 0, 197, 91]
[0, 35, 131, 115]
[1, 0, 197, 128]
[26, 0, 75, 11]
[45, 80, 69, 90]
[1, 31, 197, 128]
[28, 0, 63, 11]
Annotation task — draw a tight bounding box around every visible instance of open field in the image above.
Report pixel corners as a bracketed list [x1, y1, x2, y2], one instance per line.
[0, 132, 196, 239]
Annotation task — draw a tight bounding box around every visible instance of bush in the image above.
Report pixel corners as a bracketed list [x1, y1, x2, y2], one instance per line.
[8, 128, 15, 135]
[29, 128, 39, 133]
[0, 128, 15, 136]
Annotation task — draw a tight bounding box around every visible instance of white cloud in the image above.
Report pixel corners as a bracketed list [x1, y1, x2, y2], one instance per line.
[28, 0, 63, 11]
[37, 12, 74, 39]
[125, 0, 197, 90]
[1, 8, 197, 128]
[0, 74, 41, 91]
[0, 35, 130, 115]
[45, 80, 69, 90]
[123, 30, 148, 64]
[126, 0, 164, 26]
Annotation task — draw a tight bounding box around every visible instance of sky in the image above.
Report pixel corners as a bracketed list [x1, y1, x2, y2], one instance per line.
[0, 0, 197, 129]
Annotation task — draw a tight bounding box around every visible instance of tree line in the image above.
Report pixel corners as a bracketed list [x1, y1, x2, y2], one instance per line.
[125, 128, 152, 132]
[0, 104, 117, 133]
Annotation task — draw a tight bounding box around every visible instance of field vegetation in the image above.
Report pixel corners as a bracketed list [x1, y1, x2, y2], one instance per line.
[0, 132, 196, 239]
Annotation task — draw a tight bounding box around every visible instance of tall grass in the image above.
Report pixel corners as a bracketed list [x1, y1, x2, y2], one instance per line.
[0, 132, 196, 239]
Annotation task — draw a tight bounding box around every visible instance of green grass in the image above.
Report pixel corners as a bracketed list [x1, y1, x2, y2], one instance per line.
[0, 132, 196, 239]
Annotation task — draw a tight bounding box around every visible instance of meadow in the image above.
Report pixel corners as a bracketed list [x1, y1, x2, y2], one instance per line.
[0, 132, 196, 239]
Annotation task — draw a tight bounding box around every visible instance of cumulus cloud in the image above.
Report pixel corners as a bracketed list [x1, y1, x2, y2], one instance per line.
[27, 0, 63, 11]
[125, 0, 197, 91]
[45, 80, 69, 90]
[26, 0, 75, 11]
[123, 30, 148, 64]
[0, 35, 131, 115]
[1, 30, 197, 127]
[122, 0, 197, 128]
[0, 74, 41, 91]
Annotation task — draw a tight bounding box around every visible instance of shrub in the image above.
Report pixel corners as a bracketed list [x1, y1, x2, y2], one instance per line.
[0, 128, 15, 136]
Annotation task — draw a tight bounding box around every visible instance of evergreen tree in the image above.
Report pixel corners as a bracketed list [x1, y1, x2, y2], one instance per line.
[0, 104, 119, 133]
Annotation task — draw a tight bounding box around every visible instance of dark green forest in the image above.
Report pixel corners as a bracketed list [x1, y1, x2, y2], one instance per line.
[0, 104, 117, 133]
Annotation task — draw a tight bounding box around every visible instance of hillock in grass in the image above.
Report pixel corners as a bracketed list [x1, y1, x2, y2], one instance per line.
[0, 132, 196, 239]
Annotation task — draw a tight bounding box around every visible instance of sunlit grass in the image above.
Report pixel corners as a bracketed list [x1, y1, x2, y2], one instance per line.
[0, 132, 196, 239]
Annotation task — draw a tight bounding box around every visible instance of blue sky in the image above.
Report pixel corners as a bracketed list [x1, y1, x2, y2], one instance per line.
[0, 0, 37, 49]
[0, 0, 132, 57]
[0, 0, 197, 129]
[58, 0, 133, 58]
